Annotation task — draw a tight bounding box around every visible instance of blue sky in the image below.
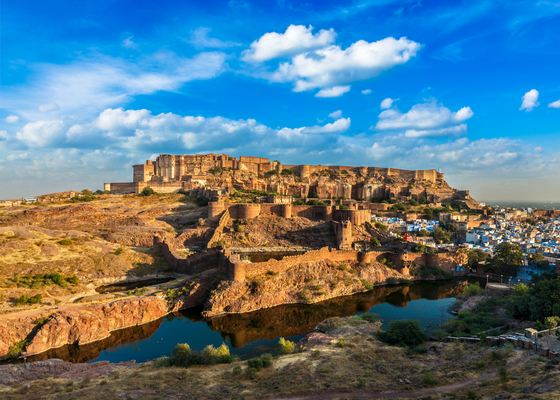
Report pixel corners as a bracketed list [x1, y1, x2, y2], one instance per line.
[1, 0, 560, 201]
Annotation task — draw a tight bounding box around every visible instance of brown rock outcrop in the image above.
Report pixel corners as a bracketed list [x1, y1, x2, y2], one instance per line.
[0, 274, 214, 359]
[0, 359, 135, 386]
[203, 259, 407, 317]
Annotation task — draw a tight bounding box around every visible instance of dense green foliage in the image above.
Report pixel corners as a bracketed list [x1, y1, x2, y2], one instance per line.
[2, 272, 79, 290]
[305, 199, 326, 206]
[441, 297, 502, 336]
[16, 294, 43, 306]
[412, 243, 427, 253]
[378, 320, 428, 347]
[374, 222, 387, 231]
[506, 274, 560, 322]
[486, 243, 523, 275]
[432, 228, 452, 244]
[139, 187, 155, 196]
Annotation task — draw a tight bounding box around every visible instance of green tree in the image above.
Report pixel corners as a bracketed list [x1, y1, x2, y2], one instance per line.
[370, 237, 380, 248]
[432, 228, 452, 244]
[412, 243, 427, 253]
[81, 189, 93, 196]
[489, 243, 523, 275]
[378, 320, 428, 347]
[528, 253, 549, 268]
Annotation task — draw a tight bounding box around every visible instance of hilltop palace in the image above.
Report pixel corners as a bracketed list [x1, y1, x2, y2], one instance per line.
[105, 153, 477, 206]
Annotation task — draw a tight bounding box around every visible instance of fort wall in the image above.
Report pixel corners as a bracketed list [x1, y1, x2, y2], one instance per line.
[153, 236, 228, 275]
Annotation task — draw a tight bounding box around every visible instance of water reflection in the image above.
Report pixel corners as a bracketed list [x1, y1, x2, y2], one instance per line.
[23, 279, 468, 364]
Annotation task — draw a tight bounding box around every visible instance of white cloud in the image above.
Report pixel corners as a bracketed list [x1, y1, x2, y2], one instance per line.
[7, 152, 28, 161]
[328, 110, 342, 119]
[375, 101, 473, 132]
[404, 124, 468, 138]
[188, 27, 241, 49]
[122, 36, 137, 49]
[16, 120, 66, 147]
[315, 86, 350, 98]
[5, 115, 19, 123]
[548, 99, 560, 109]
[380, 98, 398, 109]
[2, 51, 227, 122]
[38, 103, 59, 112]
[361, 89, 372, 95]
[242, 24, 336, 62]
[272, 36, 421, 92]
[520, 89, 540, 112]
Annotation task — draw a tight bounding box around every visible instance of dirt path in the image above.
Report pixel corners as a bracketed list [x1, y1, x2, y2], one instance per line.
[273, 353, 528, 400]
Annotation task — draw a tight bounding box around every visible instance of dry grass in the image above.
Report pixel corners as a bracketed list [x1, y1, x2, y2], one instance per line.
[2, 327, 554, 400]
[0, 195, 198, 312]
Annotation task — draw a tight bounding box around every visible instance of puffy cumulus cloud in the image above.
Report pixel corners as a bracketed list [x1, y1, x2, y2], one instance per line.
[0, 130, 9, 140]
[188, 27, 241, 49]
[2, 51, 227, 122]
[361, 89, 372, 95]
[520, 89, 540, 112]
[16, 120, 66, 147]
[374, 101, 473, 138]
[272, 37, 421, 92]
[315, 86, 350, 98]
[548, 99, 560, 109]
[242, 25, 336, 62]
[380, 98, 398, 109]
[328, 110, 342, 119]
[5, 115, 19, 123]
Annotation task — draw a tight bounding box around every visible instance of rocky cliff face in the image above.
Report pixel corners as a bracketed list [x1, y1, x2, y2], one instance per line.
[203, 259, 408, 317]
[0, 275, 212, 359]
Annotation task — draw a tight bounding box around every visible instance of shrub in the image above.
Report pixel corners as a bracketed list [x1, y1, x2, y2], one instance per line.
[467, 390, 478, 399]
[0, 290, 5, 304]
[115, 247, 124, 255]
[421, 372, 438, 387]
[66, 275, 79, 285]
[261, 353, 273, 367]
[378, 320, 428, 347]
[248, 368, 258, 379]
[16, 294, 43, 306]
[6, 340, 27, 359]
[170, 343, 193, 367]
[361, 280, 374, 290]
[336, 339, 346, 348]
[247, 357, 263, 371]
[195, 196, 209, 207]
[152, 357, 172, 368]
[278, 337, 295, 354]
[232, 365, 242, 375]
[490, 349, 504, 362]
[357, 378, 366, 388]
[386, 277, 399, 285]
[411, 346, 428, 354]
[59, 239, 73, 246]
[498, 365, 509, 383]
[139, 187, 155, 196]
[475, 360, 486, 370]
[360, 313, 381, 323]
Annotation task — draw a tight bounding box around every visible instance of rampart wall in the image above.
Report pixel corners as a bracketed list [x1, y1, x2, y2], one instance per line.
[206, 209, 231, 249]
[153, 236, 228, 275]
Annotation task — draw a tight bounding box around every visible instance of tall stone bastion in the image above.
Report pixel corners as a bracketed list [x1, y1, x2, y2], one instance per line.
[105, 153, 478, 206]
